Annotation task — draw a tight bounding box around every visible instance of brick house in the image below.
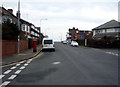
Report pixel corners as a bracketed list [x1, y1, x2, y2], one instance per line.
[1, 6, 43, 39]
[1, 6, 44, 56]
[68, 27, 93, 41]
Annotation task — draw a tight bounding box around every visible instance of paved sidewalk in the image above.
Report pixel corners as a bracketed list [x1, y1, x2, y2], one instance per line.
[2, 45, 42, 65]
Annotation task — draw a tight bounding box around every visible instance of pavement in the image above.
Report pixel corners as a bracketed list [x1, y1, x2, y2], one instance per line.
[2, 45, 42, 66]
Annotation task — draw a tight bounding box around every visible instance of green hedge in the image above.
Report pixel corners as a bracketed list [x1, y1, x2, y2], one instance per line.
[77, 39, 85, 46]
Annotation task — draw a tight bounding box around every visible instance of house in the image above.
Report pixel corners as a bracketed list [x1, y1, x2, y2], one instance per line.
[1, 6, 43, 40]
[68, 27, 93, 41]
[92, 20, 120, 40]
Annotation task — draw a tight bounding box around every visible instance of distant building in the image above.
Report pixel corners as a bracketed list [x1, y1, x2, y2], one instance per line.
[92, 20, 120, 40]
[1, 6, 43, 40]
[68, 27, 93, 41]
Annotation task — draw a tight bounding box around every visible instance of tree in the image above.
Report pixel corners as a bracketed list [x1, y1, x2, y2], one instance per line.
[2, 19, 20, 40]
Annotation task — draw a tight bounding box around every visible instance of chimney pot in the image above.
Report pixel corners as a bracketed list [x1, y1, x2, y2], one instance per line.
[8, 9, 13, 14]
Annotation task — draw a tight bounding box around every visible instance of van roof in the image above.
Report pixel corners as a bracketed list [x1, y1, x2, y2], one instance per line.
[43, 38, 53, 40]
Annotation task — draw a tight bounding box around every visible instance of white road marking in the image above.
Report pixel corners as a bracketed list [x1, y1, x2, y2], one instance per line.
[10, 66, 17, 70]
[27, 60, 32, 64]
[15, 70, 22, 74]
[24, 63, 28, 66]
[52, 62, 61, 65]
[20, 66, 25, 69]
[19, 61, 24, 64]
[8, 75, 17, 80]
[106, 52, 118, 56]
[4, 70, 12, 74]
[0, 75, 5, 79]
[0, 81, 10, 86]
[16, 64, 20, 66]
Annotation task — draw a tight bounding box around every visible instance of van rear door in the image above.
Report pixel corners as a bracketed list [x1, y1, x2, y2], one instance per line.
[44, 40, 53, 48]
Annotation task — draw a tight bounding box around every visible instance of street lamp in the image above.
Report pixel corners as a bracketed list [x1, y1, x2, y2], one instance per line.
[40, 18, 48, 36]
[17, 0, 20, 53]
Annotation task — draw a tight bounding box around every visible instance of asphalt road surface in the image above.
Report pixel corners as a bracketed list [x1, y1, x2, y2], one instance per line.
[1, 42, 118, 86]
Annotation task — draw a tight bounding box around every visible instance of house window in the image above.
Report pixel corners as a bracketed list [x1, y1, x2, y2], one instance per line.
[28, 26, 30, 33]
[115, 28, 120, 32]
[22, 24, 25, 31]
[106, 29, 114, 33]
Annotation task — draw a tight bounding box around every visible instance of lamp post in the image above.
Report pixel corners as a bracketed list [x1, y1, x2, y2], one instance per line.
[17, 0, 20, 53]
[40, 18, 47, 36]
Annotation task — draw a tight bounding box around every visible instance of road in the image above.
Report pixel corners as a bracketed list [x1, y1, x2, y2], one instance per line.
[1, 42, 118, 86]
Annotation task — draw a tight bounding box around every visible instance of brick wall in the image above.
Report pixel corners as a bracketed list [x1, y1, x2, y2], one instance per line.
[20, 40, 28, 52]
[2, 40, 28, 57]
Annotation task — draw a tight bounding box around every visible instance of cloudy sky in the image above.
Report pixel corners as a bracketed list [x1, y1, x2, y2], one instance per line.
[1, 0, 119, 41]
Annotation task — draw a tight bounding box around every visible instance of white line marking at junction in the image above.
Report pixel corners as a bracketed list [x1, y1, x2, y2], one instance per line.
[16, 64, 20, 66]
[0, 75, 5, 79]
[19, 61, 24, 64]
[15, 70, 22, 74]
[24, 64, 28, 66]
[27, 60, 32, 64]
[0, 81, 10, 86]
[4, 70, 12, 74]
[20, 66, 25, 69]
[8, 75, 17, 80]
[10, 66, 17, 70]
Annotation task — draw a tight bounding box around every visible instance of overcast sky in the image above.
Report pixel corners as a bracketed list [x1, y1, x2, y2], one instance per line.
[1, 0, 119, 41]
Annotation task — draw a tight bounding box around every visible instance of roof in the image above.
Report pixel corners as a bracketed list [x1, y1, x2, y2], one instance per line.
[92, 20, 120, 30]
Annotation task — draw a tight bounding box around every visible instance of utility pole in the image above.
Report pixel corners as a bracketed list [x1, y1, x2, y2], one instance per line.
[17, 0, 20, 53]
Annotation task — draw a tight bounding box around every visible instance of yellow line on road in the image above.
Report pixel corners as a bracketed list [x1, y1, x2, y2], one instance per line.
[0, 52, 44, 68]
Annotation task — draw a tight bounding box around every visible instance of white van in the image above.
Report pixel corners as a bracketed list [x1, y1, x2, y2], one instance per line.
[42, 38, 55, 51]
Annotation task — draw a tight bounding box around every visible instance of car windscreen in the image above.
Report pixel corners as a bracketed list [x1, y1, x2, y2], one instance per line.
[44, 40, 53, 44]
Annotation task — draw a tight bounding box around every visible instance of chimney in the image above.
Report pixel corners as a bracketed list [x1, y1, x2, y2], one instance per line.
[16, 11, 21, 18]
[8, 9, 13, 14]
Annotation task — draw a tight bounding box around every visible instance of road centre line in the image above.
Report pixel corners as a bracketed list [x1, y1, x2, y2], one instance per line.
[0, 75, 5, 79]
[14, 70, 22, 74]
[4, 70, 12, 74]
[8, 75, 17, 80]
[0, 81, 10, 87]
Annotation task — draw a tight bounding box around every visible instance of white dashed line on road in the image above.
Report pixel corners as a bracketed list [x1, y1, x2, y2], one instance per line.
[10, 66, 17, 70]
[24, 63, 28, 66]
[0, 81, 10, 87]
[0, 75, 5, 79]
[20, 66, 25, 69]
[4, 70, 12, 74]
[16, 64, 21, 66]
[19, 61, 24, 64]
[14, 70, 22, 74]
[8, 75, 17, 80]
[27, 60, 32, 64]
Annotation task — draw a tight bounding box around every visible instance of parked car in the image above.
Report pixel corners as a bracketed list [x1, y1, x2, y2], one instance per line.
[63, 40, 67, 44]
[71, 41, 79, 47]
[42, 38, 55, 51]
